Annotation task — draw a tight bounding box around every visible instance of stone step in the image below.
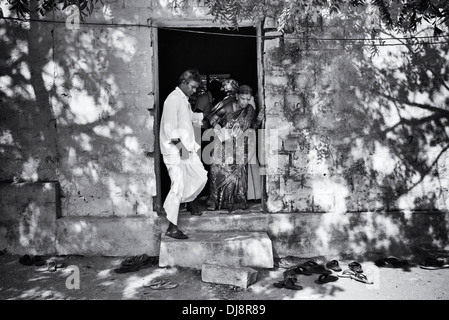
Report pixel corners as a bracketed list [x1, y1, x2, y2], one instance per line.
[201, 260, 258, 289]
[159, 231, 274, 269]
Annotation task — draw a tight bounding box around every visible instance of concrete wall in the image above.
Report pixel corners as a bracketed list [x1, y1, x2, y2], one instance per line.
[180, 211, 449, 259]
[1, 1, 448, 256]
[0, 182, 60, 255]
[1, 1, 158, 218]
[261, 9, 449, 214]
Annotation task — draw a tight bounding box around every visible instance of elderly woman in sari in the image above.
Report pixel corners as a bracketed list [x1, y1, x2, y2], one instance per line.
[206, 84, 264, 212]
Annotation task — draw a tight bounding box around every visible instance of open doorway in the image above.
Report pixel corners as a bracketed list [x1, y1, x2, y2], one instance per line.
[156, 26, 262, 214]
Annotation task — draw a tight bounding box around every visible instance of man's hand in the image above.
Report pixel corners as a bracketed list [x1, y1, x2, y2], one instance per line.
[172, 139, 190, 160]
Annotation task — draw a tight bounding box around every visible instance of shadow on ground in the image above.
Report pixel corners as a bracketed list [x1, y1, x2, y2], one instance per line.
[1, 249, 448, 300]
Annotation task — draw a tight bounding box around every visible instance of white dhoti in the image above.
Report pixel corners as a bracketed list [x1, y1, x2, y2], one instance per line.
[162, 152, 207, 225]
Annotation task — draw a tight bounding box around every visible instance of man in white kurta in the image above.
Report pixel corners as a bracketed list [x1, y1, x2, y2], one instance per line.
[159, 69, 207, 239]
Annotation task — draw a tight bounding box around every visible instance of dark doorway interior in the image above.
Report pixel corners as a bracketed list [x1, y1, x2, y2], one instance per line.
[157, 26, 258, 208]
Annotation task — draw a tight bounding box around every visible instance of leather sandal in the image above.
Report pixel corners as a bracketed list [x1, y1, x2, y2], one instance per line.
[273, 278, 303, 290]
[338, 269, 374, 284]
[165, 229, 188, 239]
[325, 260, 342, 272]
[315, 273, 339, 284]
[348, 261, 363, 273]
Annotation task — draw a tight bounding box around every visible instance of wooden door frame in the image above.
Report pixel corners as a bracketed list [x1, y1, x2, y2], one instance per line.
[152, 21, 266, 214]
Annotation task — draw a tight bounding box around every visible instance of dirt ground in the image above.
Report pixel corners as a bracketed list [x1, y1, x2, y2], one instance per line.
[1, 250, 448, 303]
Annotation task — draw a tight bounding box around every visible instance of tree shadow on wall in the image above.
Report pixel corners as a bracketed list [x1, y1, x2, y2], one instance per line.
[275, 15, 449, 258]
[0, 3, 156, 222]
[341, 29, 449, 257]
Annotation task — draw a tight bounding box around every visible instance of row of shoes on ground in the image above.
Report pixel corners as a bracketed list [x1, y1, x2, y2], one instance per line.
[274, 254, 449, 290]
[274, 259, 374, 290]
[277, 254, 449, 271]
[375, 255, 449, 270]
[19, 254, 67, 272]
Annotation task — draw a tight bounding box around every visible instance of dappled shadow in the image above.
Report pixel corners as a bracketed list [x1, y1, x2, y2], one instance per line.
[1, 1, 449, 272]
[0, 2, 156, 220]
[2, 252, 449, 300]
[266, 7, 449, 257]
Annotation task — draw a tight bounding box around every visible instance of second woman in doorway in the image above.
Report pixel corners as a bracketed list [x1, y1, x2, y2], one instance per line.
[206, 84, 264, 212]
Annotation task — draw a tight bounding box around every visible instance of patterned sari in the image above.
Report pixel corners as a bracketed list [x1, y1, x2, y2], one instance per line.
[207, 102, 256, 212]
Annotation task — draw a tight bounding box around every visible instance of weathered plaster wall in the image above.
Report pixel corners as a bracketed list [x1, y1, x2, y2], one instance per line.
[0, 11, 59, 182]
[52, 2, 157, 217]
[1, 1, 160, 217]
[1, 1, 448, 256]
[262, 12, 449, 214]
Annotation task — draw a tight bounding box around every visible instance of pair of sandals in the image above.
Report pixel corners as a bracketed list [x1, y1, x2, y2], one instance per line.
[375, 256, 409, 268]
[19, 254, 68, 272]
[19, 254, 46, 267]
[420, 257, 449, 270]
[143, 279, 178, 290]
[314, 260, 342, 284]
[47, 260, 68, 272]
[114, 254, 158, 273]
[274, 268, 304, 290]
[291, 260, 332, 276]
[338, 269, 374, 284]
[279, 260, 340, 287]
[273, 277, 303, 290]
[338, 261, 374, 284]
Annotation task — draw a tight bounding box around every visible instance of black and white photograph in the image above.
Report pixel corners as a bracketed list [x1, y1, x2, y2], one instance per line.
[0, 0, 448, 309]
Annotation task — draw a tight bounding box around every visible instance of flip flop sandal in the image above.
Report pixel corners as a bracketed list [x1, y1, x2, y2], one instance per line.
[375, 256, 409, 268]
[420, 264, 449, 270]
[292, 266, 313, 276]
[315, 273, 339, 284]
[351, 273, 373, 284]
[283, 269, 297, 279]
[325, 260, 342, 272]
[302, 260, 318, 267]
[149, 280, 178, 290]
[121, 256, 138, 267]
[143, 279, 164, 288]
[47, 260, 67, 272]
[338, 269, 356, 279]
[19, 254, 34, 266]
[348, 261, 363, 273]
[420, 257, 449, 270]
[273, 278, 303, 290]
[34, 256, 46, 267]
[140, 255, 158, 268]
[339, 269, 373, 284]
[47, 261, 57, 272]
[297, 261, 331, 275]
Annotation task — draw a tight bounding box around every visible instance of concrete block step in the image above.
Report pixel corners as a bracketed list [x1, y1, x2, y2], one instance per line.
[159, 231, 274, 269]
[201, 260, 258, 289]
